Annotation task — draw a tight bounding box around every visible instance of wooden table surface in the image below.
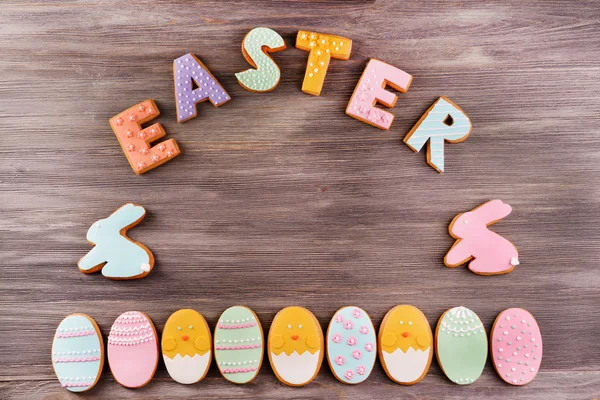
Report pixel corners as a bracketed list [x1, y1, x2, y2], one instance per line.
[1, 1, 599, 399]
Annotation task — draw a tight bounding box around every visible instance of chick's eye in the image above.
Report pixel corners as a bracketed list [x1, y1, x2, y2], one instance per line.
[399, 321, 404, 325]
[188, 325, 193, 329]
[298, 324, 303, 329]
[408, 321, 413, 326]
[287, 324, 292, 329]
[177, 326, 182, 331]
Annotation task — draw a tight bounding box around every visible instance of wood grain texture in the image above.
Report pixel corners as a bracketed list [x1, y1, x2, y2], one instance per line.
[1, 0, 599, 398]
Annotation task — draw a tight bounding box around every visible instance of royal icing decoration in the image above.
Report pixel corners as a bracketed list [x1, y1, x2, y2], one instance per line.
[78, 203, 153, 280]
[445, 200, 519, 275]
[214, 306, 264, 384]
[109, 99, 180, 174]
[161, 309, 212, 384]
[378, 305, 432, 385]
[346, 59, 412, 130]
[108, 311, 158, 388]
[326, 307, 376, 384]
[435, 306, 487, 385]
[174, 53, 231, 123]
[491, 308, 542, 386]
[403, 96, 471, 172]
[52, 314, 104, 392]
[268, 306, 323, 386]
[235, 27, 286, 92]
[296, 30, 352, 96]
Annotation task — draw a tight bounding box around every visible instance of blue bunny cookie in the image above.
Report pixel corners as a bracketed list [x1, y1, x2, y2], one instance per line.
[78, 203, 154, 280]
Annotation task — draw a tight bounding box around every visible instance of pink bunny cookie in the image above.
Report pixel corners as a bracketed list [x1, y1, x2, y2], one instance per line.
[444, 200, 519, 275]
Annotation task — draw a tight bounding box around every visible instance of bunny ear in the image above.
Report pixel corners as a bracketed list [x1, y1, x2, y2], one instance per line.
[474, 200, 512, 224]
[107, 203, 146, 229]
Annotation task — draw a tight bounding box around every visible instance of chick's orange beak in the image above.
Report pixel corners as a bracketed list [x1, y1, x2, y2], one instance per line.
[181, 335, 189, 341]
[291, 335, 299, 340]
[402, 332, 410, 338]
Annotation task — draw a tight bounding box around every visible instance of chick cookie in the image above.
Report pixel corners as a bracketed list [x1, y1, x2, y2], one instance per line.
[214, 306, 264, 384]
[378, 305, 433, 385]
[268, 306, 324, 386]
[326, 306, 377, 384]
[162, 309, 212, 384]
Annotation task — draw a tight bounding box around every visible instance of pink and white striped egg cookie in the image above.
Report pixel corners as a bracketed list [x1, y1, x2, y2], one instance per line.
[108, 311, 159, 388]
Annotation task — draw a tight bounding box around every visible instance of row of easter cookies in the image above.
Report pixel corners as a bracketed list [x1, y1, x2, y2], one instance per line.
[52, 305, 542, 392]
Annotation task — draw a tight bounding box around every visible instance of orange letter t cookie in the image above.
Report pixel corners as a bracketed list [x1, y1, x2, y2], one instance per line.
[109, 99, 180, 174]
[296, 30, 352, 96]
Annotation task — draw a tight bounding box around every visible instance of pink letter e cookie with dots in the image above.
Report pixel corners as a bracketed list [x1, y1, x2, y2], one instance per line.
[109, 99, 180, 175]
[346, 59, 412, 130]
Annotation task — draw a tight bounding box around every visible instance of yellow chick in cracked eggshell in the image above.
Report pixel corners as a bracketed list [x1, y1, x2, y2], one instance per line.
[161, 309, 212, 384]
[378, 305, 433, 385]
[268, 306, 324, 386]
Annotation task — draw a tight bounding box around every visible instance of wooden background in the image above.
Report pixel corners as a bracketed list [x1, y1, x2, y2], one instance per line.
[1, 1, 599, 399]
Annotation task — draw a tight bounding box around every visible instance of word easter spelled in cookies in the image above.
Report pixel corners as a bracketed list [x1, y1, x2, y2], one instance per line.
[111, 28, 472, 175]
[52, 306, 542, 392]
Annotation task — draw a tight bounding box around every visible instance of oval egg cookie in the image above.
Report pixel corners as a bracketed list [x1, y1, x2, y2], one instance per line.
[51, 314, 104, 392]
[435, 306, 487, 385]
[107, 311, 159, 388]
[378, 305, 432, 385]
[162, 309, 212, 384]
[491, 308, 542, 385]
[268, 306, 324, 386]
[214, 306, 264, 384]
[326, 306, 376, 384]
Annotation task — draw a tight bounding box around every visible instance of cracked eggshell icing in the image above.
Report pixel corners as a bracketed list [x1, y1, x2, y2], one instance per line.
[326, 306, 376, 384]
[491, 308, 542, 386]
[378, 305, 432, 385]
[268, 306, 324, 386]
[435, 306, 487, 385]
[108, 311, 159, 388]
[51, 314, 104, 392]
[214, 306, 264, 384]
[162, 309, 212, 384]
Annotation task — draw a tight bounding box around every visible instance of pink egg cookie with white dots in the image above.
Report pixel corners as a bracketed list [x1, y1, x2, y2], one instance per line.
[491, 308, 542, 386]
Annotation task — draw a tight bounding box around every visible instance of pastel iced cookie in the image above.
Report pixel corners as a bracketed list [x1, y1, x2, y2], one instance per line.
[403, 96, 471, 172]
[236, 27, 286, 92]
[214, 306, 264, 384]
[378, 305, 432, 385]
[78, 203, 154, 280]
[162, 309, 212, 384]
[346, 58, 412, 130]
[326, 306, 376, 384]
[108, 311, 159, 388]
[109, 99, 180, 174]
[491, 308, 542, 386]
[174, 53, 231, 123]
[51, 314, 104, 392]
[296, 30, 352, 96]
[445, 200, 519, 275]
[435, 306, 487, 385]
[268, 306, 324, 386]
